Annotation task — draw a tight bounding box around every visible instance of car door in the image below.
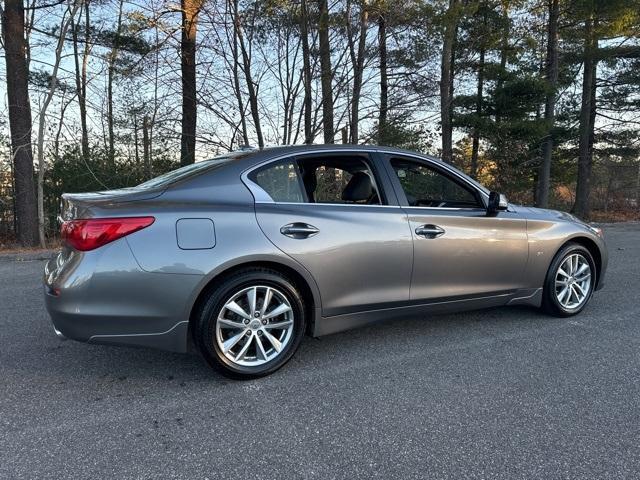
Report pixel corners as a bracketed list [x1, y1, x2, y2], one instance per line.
[247, 151, 413, 317]
[381, 153, 529, 302]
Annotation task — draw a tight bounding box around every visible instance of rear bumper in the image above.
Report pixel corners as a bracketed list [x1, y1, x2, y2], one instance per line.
[43, 241, 202, 353]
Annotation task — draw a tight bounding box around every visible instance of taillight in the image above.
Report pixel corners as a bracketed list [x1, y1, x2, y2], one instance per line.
[61, 217, 155, 251]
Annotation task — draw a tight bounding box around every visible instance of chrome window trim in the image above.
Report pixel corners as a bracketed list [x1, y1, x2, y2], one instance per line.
[401, 206, 489, 213]
[254, 201, 402, 209]
[240, 148, 490, 207]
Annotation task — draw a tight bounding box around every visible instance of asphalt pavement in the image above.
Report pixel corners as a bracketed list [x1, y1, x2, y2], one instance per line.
[1, 223, 639, 479]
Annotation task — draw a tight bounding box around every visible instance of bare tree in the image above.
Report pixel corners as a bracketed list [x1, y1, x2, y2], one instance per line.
[300, 0, 313, 144]
[346, 0, 369, 144]
[107, 0, 124, 166]
[536, 0, 559, 207]
[228, 0, 249, 147]
[143, 114, 151, 178]
[54, 91, 75, 162]
[470, 3, 488, 179]
[181, 0, 204, 165]
[71, 0, 91, 162]
[232, 0, 264, 149]
[440, 0, 458, 164]
[1, 0, 39, 246]
[573, 13, 597, 218]
[318, 0, 334, 143]
[377, 6, 388, 145]
[36, 0, 81, 246]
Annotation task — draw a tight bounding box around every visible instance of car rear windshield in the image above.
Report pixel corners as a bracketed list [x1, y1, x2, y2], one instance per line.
[136, 158, 231, 189]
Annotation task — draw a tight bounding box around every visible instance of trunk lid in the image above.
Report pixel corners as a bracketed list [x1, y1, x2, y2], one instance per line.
[60, 187, 163, 221]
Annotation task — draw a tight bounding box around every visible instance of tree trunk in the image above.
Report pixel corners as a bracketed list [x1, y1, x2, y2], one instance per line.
[2, 0, 39, 247]
[71, 1, 90, 163]
[492, 0, 510, 190]
[440, 0, 458, 163]
[143, 115, 152, 179]
[470, 44, 485, 178]
[150, 13, 160, 167]
[348, 4, 368, 144]
[54, 94, 72, 162]
[180, 0, 203, 165]
[133, 114, 140, 165]
[36, 2, 79, 247]
[107, 0, 124, 167]
[229, 0, 248, 148]
[636, 161, 640, 208]
[233, 0, 264, 149]
[318, 0, 334, 143]
[300, 0, 313, 144]
[495, 0, 510, 114]
[536, 0, 559, 208]
[572, 14, 597, 219]
[378, 10, 388, 145]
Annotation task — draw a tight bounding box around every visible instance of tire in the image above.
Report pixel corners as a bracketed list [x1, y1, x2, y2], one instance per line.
[194, 268, 306, 379]
[541, 243, 596, 317]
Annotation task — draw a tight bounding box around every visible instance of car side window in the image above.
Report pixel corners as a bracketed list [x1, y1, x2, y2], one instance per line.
[298, 156, 382, 205]
[251, 161, 305, 203]
[391, 158, 481, 208]
[313, 166, 353, 203]
[251, 155, 383, 205]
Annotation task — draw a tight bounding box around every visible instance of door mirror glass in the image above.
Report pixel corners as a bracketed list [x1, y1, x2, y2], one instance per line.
[487, 191, 508, 213]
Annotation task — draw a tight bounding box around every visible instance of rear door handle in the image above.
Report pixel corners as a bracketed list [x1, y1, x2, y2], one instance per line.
[280, 223, 319, 239]
[415, 224, 445, 238]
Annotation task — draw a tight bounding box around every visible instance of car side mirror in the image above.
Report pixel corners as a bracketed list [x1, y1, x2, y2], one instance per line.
[487, 191, 508, 214]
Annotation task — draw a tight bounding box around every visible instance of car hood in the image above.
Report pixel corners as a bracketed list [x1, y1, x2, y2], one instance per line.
[513, 205, 592, 226]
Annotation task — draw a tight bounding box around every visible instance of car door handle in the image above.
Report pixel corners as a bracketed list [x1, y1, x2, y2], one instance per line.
[280, 223, 319, 239]
[415, 224, 445, 238]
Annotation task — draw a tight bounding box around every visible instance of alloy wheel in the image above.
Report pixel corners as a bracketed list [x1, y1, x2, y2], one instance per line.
[554, 253, 592, 310]
[215, 285, 294, 367]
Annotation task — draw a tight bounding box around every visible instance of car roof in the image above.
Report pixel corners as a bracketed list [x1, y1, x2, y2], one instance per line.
[194, 144, 489, 197]
[226, 144, 444, 169]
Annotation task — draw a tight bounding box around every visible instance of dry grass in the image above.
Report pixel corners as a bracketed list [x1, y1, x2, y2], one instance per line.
[0, 237, 61, 254]
[590, 210, 640, 223]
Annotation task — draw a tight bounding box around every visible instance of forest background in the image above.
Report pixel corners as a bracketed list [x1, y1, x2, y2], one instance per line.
[1, 0, 639, 247]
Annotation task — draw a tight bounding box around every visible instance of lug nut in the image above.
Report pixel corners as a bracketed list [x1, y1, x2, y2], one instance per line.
[246, 331, 251, 336]
[262, 319, 267, 325]
[243, 319, 250, 325]
[257, 331, 263, 336]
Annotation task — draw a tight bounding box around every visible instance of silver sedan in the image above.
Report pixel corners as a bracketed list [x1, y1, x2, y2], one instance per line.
[44, 145, 607, 378]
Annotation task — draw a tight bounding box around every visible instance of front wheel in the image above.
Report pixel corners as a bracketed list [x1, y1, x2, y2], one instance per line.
[541, 243, 596, 317]
[194, 268, 306, 379]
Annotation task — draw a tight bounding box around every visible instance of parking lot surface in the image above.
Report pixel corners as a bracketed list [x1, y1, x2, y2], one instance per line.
[1, 223, 639, 479]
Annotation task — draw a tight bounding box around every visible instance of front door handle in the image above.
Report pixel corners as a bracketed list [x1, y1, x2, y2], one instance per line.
[415, 224, 445, 238]
[280, 222, 319, 239]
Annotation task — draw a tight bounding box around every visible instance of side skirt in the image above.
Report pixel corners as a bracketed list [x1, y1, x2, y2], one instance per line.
[313, 288, 542, 337]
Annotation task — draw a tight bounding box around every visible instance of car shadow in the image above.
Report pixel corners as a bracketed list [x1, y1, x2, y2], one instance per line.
[20, 304, 553, 389]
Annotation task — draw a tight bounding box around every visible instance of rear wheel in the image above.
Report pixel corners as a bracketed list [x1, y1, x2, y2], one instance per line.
[194, 268, 306, 379]
[541, 243, 596, 317]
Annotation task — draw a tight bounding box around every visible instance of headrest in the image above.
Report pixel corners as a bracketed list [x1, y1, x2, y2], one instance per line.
[341, 172, 373, 202]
